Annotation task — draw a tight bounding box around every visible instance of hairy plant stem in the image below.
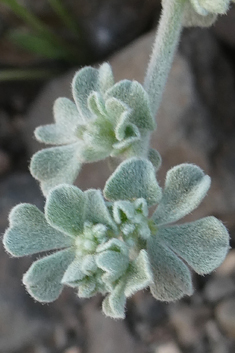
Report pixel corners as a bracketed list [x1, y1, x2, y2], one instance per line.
[144, 0, 186, 119]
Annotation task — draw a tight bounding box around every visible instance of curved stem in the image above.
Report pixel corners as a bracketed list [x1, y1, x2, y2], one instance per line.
[144, 0, 186, 119]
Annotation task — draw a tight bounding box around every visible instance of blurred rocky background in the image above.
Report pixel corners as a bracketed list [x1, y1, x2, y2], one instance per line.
[1, 1, 235, 352]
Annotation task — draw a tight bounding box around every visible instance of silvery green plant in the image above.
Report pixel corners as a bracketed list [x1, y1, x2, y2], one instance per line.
[30, 63, 157, 195]
[2, 0, 233, 319]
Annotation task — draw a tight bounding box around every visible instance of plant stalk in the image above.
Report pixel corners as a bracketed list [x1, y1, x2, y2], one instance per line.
[144, 0, 186, 119]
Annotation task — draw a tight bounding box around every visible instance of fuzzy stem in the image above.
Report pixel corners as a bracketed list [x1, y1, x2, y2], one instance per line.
[144, 0, 186, 119]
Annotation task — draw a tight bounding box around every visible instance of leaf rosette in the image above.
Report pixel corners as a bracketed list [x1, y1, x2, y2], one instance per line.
[102, 157, 230, 318]
[2, 158, 230, 319]
[30, 63, 157, 195]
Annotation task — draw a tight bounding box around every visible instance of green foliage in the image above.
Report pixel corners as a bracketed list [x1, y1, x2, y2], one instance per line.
[104, 157, 162, 206]
[158, 217, 230, 274]
[103, 249, 153, 319]
[3, 161, 230, 318]
[2, 0, 232, 319]
[2, 0, 82, 63]
[23, 249, 75, 302]
[152, 163, 211, 225]
[30, 144, 82, 195]
[113, 198, 151, 240]
[45, 185, 86, 235]
[148, 148, 162, 170]
[105, 80, 155, 130]
[147, 238, 193, 301]
[31, 63, 156, 195]
[8, 30, 68, 60]
[36, 98, 81, 144]
[3, 204, 74, 256]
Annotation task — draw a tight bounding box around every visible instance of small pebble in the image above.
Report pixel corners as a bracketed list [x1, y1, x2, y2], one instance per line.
[54, 325, 67, 348]
[203, 276, 235, 303]
[64, 347, 81, 353]
[216, 250, 235, 277]
[169, 303, 210, 346]
[215, 298, 235, 338]
[155, 342, 182, 353]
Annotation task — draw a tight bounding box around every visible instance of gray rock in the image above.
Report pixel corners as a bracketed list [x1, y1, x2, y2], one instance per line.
[216, 250, 235, 277]
[0, 296, 51, 352]
[64, 347, 82, 353]
[203, 276, 235, 303]
[131, 291, 168, 331]
[169, 303, 211, 347]
[83, 299, 146, 353]
[129, 291, 169, 344]
[155, 342, 182, 353]
[215, 298, 235, 338]
[205, 320, 232, 353]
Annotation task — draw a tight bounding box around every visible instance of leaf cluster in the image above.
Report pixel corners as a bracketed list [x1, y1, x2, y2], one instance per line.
[30, 63, 158, 195]
[3, 158, 229, 318]
[1, 0, 232, 319]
